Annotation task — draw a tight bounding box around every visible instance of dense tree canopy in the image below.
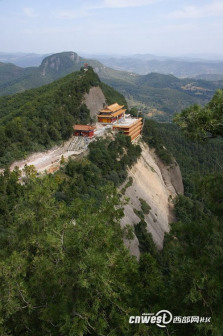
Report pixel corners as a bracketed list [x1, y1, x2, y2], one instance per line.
[174, 88, 223, 141]
[0, 129, 222, 335]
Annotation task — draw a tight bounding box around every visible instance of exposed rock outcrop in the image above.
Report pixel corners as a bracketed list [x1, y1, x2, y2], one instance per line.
[83, 86, 106, 118]
[121, 141, 183, 259]
[40, 52, 80, 76]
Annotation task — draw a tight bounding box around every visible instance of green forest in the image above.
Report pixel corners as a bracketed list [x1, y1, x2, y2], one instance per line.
[0, 68, 222, 335]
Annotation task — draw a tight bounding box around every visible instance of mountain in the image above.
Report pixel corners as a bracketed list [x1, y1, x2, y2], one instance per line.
[0, 51, 128, 96]
[0, 66, 126, 166]
[1, 51, 223, 121]
[0, 52, 88, 95]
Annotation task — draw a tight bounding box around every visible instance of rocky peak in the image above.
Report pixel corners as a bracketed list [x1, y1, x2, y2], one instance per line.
[40, 52, 82, 76]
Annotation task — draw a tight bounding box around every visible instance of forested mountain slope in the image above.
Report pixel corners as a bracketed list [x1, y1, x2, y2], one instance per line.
[0, 67, 126, 166]
[0, 62, 24, 86]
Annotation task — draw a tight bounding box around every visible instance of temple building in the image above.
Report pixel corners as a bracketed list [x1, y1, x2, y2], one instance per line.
[73, 125, 95, 138]
[112, 118, 143, 141]
[97, 103, 126, 124]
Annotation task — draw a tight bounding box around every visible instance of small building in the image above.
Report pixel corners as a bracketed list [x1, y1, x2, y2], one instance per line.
[97, 103, 126, 124]
[73, 125, 95, 138]
[112, 118, 143, 141]
[83, 63, 89, 72]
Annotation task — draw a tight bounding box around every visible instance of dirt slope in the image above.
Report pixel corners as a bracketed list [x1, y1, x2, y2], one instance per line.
[121, 141, 183, 259]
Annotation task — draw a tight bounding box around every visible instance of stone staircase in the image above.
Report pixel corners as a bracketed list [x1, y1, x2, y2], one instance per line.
[67, 136, 89, 152]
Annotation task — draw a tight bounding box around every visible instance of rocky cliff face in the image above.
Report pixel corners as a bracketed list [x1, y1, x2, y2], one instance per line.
[83, 87, 106, 118]
[40, 52, 82, 76]
[121, 141, 183, 259]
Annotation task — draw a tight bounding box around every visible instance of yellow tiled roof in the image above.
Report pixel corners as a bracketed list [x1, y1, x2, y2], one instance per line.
[97, 109, 126, 118]
[111, 109, 126, 117]
[99, 103, 124, 113]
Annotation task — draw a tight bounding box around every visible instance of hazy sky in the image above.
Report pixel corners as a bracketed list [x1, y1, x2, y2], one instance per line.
[1, 0, 223, 56]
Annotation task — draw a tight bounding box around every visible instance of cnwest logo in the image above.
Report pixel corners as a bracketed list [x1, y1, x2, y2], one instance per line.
[129, 310, 211, 328]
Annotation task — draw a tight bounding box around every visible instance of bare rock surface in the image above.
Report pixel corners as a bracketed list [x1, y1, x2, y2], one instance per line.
[83, 86, 106, 118]
[120, 141, 184, 259]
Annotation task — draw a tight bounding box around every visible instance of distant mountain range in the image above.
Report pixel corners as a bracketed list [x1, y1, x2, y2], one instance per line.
[2, 52, 223, 77]
[0, 51, 223, 121]
[0, 52, 48, 67]
[95, 55, 223, 78]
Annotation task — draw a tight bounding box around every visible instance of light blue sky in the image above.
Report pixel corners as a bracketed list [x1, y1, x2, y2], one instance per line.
[1, 0, 223, 56]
